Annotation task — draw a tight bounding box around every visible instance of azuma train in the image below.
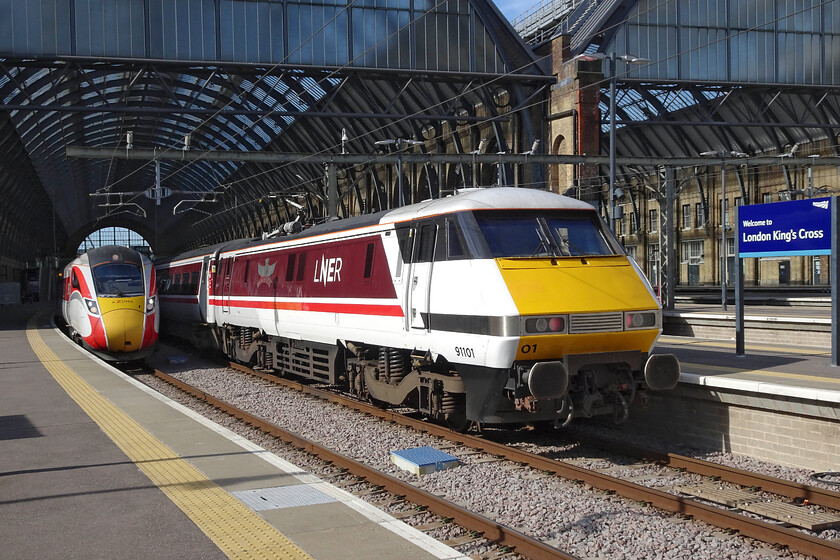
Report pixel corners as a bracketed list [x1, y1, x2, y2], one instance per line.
[62, 245, 159, 361]
[156, 188, 679, 428]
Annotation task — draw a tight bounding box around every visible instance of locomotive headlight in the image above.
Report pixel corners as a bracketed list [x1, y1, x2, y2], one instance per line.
[522, 315, 567, 335]
[85, 298, 99, 315]
[146, 295, 156, 313]
[624, 311, 658, 330]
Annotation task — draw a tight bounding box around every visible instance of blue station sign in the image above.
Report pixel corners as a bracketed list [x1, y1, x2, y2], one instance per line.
[737, 197, 832, 258]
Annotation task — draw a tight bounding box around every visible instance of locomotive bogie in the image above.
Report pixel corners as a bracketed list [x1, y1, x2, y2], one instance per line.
[155, 188, 680, 427]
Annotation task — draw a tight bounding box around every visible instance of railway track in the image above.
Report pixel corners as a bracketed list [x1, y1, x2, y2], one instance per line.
[152, 367, 578, 560]
[165, 361, 840, 560]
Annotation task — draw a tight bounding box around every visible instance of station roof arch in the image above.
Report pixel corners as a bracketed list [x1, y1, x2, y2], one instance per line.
[0, 0, 549, 258]
[515, 0, 840, 187]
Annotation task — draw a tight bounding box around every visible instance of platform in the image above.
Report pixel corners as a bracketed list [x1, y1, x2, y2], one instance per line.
[665, 302, 832, 348]
[638, 304, 840, 471]
[0, 303, 465, 560]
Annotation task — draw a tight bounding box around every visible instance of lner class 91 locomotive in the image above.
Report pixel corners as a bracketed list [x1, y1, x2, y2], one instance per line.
[62, 245, 159, 361]
[156, 188, 679, 429]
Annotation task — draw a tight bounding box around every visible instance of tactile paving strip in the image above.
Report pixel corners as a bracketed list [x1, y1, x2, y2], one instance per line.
[233, 485, 337, 511]
[27, 321, 312, 560]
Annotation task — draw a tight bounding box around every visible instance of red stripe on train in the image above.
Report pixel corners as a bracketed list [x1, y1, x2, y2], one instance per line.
[207, 298, 404, 317]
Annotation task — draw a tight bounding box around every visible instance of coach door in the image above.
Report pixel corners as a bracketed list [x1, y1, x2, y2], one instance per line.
[221, 256, 234, 315]
[408, 221, 437, 331]
[198, 255, 210, 323]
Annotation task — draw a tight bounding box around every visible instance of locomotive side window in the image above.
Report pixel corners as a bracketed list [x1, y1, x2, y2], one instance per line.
[295, 253, 307, 282]
[446, 218, 468, 260]
[72, 270, 80, 290]
[394, 226, 412, 275]
[285, 253, 296, 282]
[363, 243, 375, 279]
[416, 224, 436, 263]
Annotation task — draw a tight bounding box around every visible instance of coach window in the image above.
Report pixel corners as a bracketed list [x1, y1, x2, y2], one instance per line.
[191, 272, 199, 294]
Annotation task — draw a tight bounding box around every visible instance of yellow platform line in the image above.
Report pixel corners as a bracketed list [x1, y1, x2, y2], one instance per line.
[27, 321, 312, 560]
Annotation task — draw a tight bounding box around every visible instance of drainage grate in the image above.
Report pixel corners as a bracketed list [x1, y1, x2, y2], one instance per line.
[232, 484, 337, 511]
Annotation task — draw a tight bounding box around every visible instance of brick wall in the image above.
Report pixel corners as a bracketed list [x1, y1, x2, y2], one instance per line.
[620, 386, 840, 472]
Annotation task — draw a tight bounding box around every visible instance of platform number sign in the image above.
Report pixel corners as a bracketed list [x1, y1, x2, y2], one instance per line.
[737, 198, 831, 258]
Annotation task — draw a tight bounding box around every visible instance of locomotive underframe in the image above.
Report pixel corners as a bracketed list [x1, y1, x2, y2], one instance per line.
[218, 322, 654, 428]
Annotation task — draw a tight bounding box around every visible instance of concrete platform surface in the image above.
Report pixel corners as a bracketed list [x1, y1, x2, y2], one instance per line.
[0, 304, 465, 560]
[657, 334, 840, 406]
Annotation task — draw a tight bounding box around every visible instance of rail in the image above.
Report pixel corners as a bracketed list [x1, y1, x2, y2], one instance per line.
[153, 368, 580, 560]
[214, 362, 840, 560]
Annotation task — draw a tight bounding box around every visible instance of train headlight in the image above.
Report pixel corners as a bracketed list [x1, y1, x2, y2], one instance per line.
[522, 315, 567, 335]
[146, 296, 156, 313]
[85, 298, 99, 315]
[624, 311, 658, 330]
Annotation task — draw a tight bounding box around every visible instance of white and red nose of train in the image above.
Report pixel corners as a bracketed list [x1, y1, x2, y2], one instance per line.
[62, 248, 159, 358]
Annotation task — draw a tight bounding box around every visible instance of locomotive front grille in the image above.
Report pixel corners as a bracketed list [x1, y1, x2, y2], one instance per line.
[568, 312, 623, 334]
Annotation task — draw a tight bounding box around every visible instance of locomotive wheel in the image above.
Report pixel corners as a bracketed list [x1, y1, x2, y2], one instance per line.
[443, 411, 470, 433]
[368, 395, 388, 409]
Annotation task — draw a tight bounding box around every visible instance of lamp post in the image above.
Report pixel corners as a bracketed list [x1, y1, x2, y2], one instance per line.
[375, 138, 424, 207]
[701, 149, 748, 310]
[584, 52, 649, 232]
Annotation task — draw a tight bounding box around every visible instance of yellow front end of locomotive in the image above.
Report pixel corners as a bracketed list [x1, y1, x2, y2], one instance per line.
[496, 256, 660, 361]
[97, 296, 146, 352]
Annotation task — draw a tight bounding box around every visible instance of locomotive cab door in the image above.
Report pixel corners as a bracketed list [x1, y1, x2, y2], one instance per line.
[408, 221, 437, 331]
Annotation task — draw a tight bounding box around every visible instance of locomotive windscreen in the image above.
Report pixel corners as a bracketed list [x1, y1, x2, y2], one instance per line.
[474, 211, 616, 258]
[92, 263, 144, 297]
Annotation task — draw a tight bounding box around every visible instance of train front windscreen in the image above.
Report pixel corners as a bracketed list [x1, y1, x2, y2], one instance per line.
[472, 211, 616, 258]
[92, 263, 144, 297]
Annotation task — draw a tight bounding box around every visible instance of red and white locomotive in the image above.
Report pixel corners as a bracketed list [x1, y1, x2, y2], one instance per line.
[62, 245, 159, 361]
[156, 188, 679, 428]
